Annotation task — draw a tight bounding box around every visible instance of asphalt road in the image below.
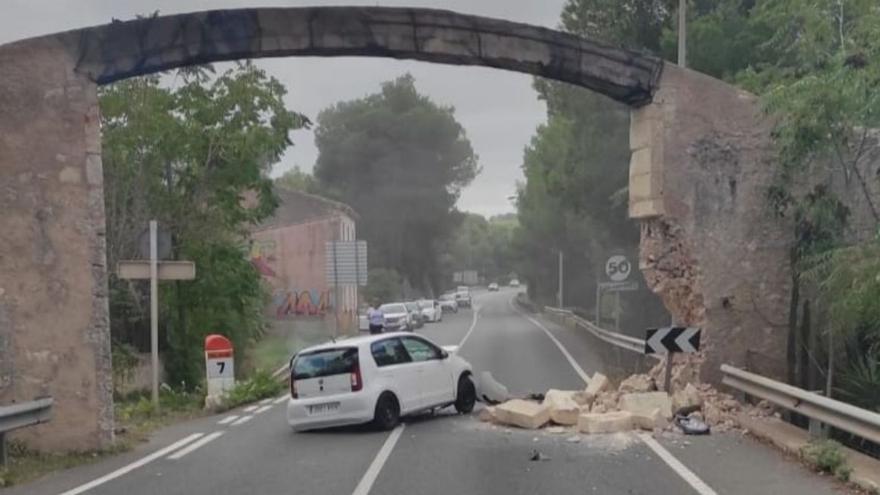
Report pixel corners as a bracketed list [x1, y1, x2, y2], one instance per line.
[10, 289, 849, 495]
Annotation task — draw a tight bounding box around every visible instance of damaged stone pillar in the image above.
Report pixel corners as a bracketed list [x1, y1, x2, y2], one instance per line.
[629, 64, 791, 384]
[0, 37, 114, 450]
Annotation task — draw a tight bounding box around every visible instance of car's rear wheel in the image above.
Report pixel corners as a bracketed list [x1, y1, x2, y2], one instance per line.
[373, 392, 400, 430]
[454, 374, 476, 414]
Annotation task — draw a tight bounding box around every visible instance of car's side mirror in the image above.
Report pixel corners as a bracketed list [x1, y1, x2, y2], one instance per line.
[439, 350, 449, 360]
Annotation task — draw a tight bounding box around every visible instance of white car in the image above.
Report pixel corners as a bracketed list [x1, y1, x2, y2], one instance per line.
[379, 303, 412, 332]
[488, 283, 499, 292]
[287, 333, 476, 431]
[418, 299, 442, 322]
[509, 279, 520, 288]
[438, 294, 458, 313]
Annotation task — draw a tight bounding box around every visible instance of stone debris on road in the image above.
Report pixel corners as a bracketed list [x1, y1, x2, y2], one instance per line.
[476, 371, 773, 437]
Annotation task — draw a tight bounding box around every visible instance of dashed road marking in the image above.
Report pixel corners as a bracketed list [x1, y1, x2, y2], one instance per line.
[167, 431, 225, 460]
[258, 397, 274, 406]
[231, 415, 254, 426]
[217, 415, 239, 425]
[243, 405, 259, 413]
[58, 433, 204, 495]
[351, 425, 405, 495]
[273, 395, 289, 405]
[254, 405, 273, 415]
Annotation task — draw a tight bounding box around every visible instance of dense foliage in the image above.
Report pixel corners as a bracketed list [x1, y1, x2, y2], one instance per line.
[102, 63, 307, 388]
[311, 74, 479, 294]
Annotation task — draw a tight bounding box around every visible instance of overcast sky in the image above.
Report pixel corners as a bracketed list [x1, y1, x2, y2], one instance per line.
[2, 0, 567, 217]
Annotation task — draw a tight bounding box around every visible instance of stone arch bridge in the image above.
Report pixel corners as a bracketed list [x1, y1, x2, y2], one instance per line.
[0, 7, 787, 450]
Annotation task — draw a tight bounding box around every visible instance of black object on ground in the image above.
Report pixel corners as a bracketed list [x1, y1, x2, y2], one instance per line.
[529, 449, 551, 461]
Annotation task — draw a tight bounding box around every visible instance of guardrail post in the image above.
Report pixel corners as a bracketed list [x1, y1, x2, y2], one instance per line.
[0, 432, 7, 467]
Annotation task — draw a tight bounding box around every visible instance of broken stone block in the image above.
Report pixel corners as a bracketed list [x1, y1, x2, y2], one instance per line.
[543, 389, 581, 426]
[494, 399, 551, 429]
[671, 383, 703, 413]
[478, 406, 497, 423]
[577, 411, 634, 434]
[631, 408, 669, 431]
[585, 373, 611, 396]
[618, 373, 656, 393]
[619, 392, 673, 419]
[572, 390, 595, 407]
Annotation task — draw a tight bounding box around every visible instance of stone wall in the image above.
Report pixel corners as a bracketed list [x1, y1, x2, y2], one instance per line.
[629, 65, 792, 384]
[0, 38, 113, 450]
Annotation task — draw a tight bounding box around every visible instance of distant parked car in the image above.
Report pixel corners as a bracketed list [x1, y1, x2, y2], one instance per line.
[287, 333, 476, 431]
[438, 294, 458, 314]
[455, 288, 472, 308]
[488, 282, 499, 292]
[509, 279, 520, 288]
[379, 303, 411, 332]
[418, 299, 442, 323]
[405, 302, 425, 329]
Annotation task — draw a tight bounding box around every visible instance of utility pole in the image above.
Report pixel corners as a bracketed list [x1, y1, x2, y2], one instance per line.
[557, 250, 564, 308]
[149, 220, 159, 408]
[678, 0, 687, 67]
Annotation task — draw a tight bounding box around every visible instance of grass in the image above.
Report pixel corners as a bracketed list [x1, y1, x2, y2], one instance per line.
[114, 386, 205, 444]
[215, 369, 284, 412]
[0, 439, 129, 488]
[800, 439, 853, 481]
[248, 333, 290, 373]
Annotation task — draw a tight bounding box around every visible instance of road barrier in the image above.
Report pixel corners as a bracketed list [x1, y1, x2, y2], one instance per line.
[721, 364, 880, 445]
[0, 397, 53, 466]
[544, 306, 656, 357]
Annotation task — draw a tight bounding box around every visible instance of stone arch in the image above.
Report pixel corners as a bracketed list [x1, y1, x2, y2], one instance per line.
[1, 7, 788, 451]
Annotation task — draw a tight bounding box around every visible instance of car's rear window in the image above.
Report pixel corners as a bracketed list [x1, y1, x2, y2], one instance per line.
[292, 347, 358, 380]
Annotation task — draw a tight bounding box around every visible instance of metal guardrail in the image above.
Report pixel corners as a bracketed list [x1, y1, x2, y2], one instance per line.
[0, 397, 53, 465]
[544, 306, 656, 357]
[721, 364, 880, 445]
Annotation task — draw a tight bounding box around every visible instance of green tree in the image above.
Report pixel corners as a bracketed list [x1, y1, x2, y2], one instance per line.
[276, 165, 318, 193]
[312, 74, 479, 293]
[101, 63, 308, 387]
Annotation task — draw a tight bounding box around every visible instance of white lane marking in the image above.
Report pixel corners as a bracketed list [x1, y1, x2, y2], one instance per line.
[457, 305, 481, 349]
[217, 415, 239, 425]
[258, 397, 274, 405]
[273, 395, 289, 405]
[509, 298, 718, 495]
[254, 405, 273, 415]
[510, 298, 590, 384]
[230, 415, 254, 426]
[58, 433, 204, 495]
[243, 405, 259, 413]
[351, 425, 405, 495]
[637, 433, 719, 495]
[167, 431, 225, 460]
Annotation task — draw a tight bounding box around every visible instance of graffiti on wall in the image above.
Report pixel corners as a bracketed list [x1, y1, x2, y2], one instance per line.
[274, 289, 333, 318]
[250, 240, 277, 278]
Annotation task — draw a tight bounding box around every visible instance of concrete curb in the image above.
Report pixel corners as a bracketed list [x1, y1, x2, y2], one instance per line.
[736, 413, 880, 493]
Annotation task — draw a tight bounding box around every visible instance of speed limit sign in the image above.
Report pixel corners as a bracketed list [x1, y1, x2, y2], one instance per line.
[605, 255, 631, 282]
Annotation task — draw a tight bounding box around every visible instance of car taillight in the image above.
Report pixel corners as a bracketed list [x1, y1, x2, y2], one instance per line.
[350, 363, 363, 392]
[290, 377, 298, 399]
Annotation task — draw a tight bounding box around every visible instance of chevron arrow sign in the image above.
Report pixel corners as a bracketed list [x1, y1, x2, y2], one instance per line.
[644, 327, 701, 354]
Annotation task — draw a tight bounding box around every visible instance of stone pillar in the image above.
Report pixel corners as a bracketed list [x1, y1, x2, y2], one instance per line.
[0, 37, 113, 450]
[629, 64, 791, 384]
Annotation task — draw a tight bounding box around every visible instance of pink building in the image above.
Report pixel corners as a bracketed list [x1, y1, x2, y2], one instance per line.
[249, 188, 359, 333]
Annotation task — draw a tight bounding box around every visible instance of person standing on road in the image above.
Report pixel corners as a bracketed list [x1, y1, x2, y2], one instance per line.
[367, 303, 385, 335]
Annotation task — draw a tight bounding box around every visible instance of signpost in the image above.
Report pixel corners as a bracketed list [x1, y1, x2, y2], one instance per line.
[117, 220, 196, 407]
[595, 254, 638, 328]
[204, 334, 235, 406]
[644, 326, 702, 392]
[325, 240, 368, 336]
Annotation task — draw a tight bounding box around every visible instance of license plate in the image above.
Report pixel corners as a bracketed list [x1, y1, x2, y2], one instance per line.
[308, 402, 340, 415]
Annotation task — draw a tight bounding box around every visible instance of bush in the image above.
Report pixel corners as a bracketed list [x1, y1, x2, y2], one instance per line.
[218, 369, 284, 411]
[801, 439, 852, 481]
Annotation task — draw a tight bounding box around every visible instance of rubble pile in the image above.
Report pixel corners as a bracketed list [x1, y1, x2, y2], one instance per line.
[478, 372, 760, 435]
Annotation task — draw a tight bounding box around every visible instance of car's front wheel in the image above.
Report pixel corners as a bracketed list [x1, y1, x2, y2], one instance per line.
[454, 374, 476, 414]
[373, 392, 400, 430]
